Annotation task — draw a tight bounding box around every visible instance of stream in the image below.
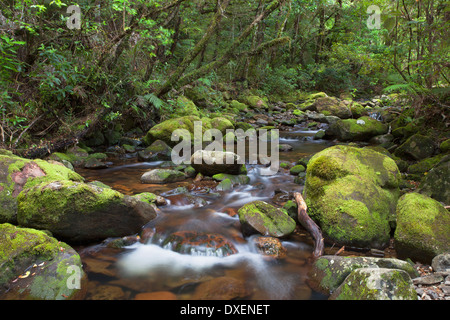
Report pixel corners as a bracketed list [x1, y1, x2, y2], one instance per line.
[74, 129, 338, 300]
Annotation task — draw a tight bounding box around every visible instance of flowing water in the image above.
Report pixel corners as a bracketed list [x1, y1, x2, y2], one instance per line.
[75, 129, 337, 300]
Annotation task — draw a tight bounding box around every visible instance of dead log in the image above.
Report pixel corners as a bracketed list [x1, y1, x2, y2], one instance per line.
[293, 192, 324, 258]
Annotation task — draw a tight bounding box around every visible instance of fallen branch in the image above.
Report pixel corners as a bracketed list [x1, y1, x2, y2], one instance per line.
[293, 192, 324, 259]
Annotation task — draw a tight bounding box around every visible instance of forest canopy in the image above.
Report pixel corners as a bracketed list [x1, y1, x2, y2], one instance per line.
[0, 0, 448, 154]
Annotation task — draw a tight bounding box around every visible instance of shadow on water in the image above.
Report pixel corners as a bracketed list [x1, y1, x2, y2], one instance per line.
[75, 131, 333, 300]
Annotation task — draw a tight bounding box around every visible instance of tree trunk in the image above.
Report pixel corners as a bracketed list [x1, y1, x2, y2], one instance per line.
[159, 0, 283, 96]
[156, 0, 232, 96]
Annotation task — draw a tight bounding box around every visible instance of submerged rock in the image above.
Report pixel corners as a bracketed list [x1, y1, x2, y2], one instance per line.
[303, 145, 400, 249]
[0, 223, 86, 300]
[162, 231, 238, 257]
[17, 180, 157, 244]
[237, 200, 296, 237]
[394, 193, 450, 263]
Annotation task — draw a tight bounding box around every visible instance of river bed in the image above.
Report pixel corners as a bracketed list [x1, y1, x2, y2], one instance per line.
[73, 130, 362, 300]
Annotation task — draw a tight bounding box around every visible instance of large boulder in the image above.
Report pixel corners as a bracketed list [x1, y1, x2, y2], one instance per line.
[314, 97, 352, 119]
[394, 134, 436, 161]
[17, 180, 157, 244]
[237, 200, 296, 237]
[394, 193, 450, 263]
[326, 116, 388, 141]
[0, 223, 86, 300]
[190, 150, 244, 176]
[143, 116, 200, 147]
[418, 157, 450, 204]
[307, 255, 418, 295]
[0, 150, 84, 224]
[303, 145, 401, 249]
[143, 116, 235, 147]
[329, 268, 417, 300]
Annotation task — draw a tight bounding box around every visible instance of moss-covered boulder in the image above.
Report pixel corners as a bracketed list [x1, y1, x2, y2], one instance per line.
[0, 223, 86, 300]
[137, 140, 172, 162]
[17, 180, 157, 244]
[237, 200, 296, 237]
[243, 95, 269, 110]
[394, 134, 436, 161]
[173, 96, 202, 117]
[329, 268, 417, 300]
[143, 116, 234, 147]
[326, 116, 389, 141]
[303, 145, 401, 249]
[407, 154, 445, 174]
[143, 116, 201, 147]
[140, 169, 186, 184]
[418, 157, 450, 204]
[440, 139, 450, 153]
[314, 97, 352, 119]
[394, 193, 450, 263]
[307, 255, 418, 295]
[0, 150, 84, 224]
[230, 100, 248, 112]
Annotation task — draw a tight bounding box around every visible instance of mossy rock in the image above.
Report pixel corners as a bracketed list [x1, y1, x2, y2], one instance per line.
[230, 100, 248, 112]
[243, 95, 269, 110]
[407, 154, 445, 174]
[440, 139, 450, 153]
[303, 145, 401, 249]
[314, 97, 352, 119]
[326, 116, 389, 142]
[0, 151, 84, 224]
[290, 165, 306, 175]
[212, 173, 250, 185]
[140, 169, 186, 184]
[394, 192, 450, 263]
[329, 268, 417, 300]
[394, 134, 436, 161]
[143, 116, 201, 147]
[174, 96, 202, 117]
[17, 180, 157, 244]
[0, 223, 86, 300]
[307, 255, 418, 295]
[418, 157, 450, 204]
[137, 140, 172, 161]
[237, 200, 296, 238]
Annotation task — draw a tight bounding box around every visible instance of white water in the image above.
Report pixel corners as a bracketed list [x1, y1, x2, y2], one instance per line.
[117, 240, 295, 299]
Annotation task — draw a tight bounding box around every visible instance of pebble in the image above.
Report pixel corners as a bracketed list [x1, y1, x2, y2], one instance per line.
[413, 260, 450, 300]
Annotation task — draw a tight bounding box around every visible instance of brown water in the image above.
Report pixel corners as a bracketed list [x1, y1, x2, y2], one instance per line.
[75, 130, 338, 300]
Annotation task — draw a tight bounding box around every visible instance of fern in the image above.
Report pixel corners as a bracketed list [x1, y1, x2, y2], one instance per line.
[383, 82, 427, 95]
[136, 93, 167, 110]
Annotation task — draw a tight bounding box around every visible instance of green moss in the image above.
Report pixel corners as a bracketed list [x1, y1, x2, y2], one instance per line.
[290, 164, 306, 175]
[394, 192, 450, 262]
[440, 139, 450, 153]
[17, 180, 124, 228]
[230, 100, 248, 111]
